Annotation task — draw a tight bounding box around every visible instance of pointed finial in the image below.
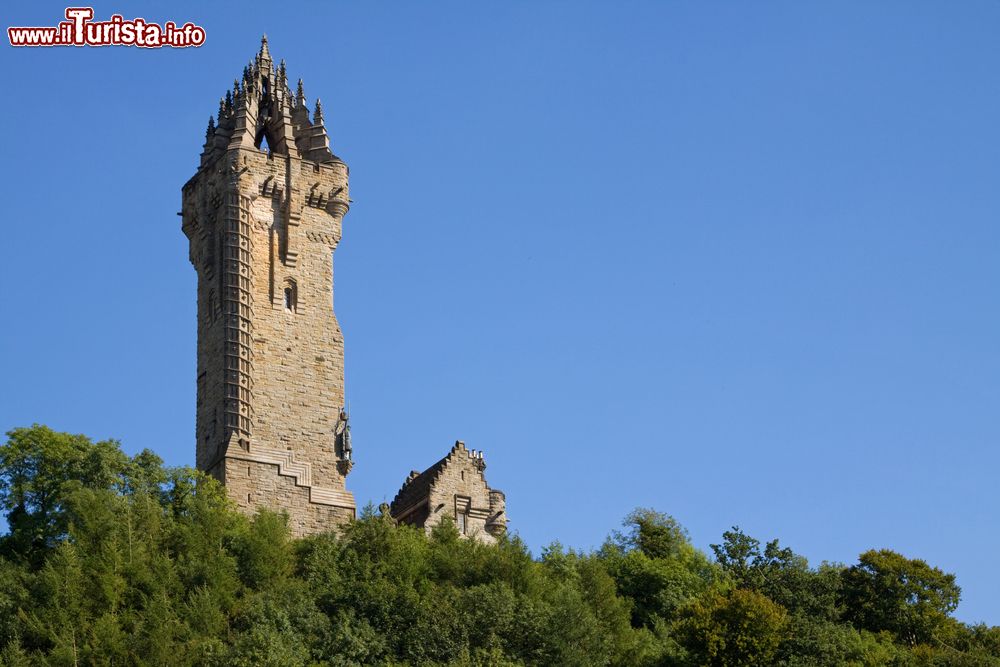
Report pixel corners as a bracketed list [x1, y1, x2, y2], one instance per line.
[314, 98, 324, 123]
[296, 78, 305, 107]
[205, 116, 215, 140]
[233, 78, 240, 98]
[218, 97, 226, 119]
[276, 60, 286, 91]
[259, 33, 271, 62]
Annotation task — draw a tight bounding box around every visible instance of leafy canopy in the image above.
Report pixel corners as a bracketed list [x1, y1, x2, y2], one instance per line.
[0, 425, 993, 666]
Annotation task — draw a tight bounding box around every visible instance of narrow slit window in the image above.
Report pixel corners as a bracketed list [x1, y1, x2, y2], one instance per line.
[283, 280, 297, 312]
[455, 496, 471, 535]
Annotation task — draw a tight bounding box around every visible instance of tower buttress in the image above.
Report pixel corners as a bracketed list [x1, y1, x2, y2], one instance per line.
[181, 36, 354, 535]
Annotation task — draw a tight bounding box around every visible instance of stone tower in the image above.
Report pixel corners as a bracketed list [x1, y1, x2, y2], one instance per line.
[180, 37, 355, 535]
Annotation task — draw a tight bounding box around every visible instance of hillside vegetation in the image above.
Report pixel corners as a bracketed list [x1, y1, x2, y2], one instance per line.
[0, 425, 996, 666]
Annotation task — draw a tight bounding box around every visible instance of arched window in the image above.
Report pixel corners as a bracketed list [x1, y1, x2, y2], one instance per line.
[283, 279, 297, 313]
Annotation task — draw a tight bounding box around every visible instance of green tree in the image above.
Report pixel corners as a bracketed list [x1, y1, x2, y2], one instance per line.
[615, 508, 691, 561]
[675, 587, 789, 666]
[712, 526, 843, 621]
[0, 425, 131, 562]
[2, 426, 998, 666]
[601, 510, 720, 629]
[841, 549, 961, 647]
[229, 509, 294, 589]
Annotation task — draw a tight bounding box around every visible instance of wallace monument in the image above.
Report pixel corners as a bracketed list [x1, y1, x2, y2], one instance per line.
[180, 37, 507, 540]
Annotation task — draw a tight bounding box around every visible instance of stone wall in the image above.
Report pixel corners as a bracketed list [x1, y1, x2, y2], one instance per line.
[244, 150, 350, 491]
[426, 450, 497, 543]
[181, 40, 355, 532]
[393, 442, 507, 544]
[222, 458, 354, 537]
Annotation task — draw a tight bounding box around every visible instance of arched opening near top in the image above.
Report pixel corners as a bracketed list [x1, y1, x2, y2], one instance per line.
[255, 128, 276, 155]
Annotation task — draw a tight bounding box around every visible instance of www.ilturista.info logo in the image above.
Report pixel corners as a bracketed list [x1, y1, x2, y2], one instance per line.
[8, 8, 205, 48]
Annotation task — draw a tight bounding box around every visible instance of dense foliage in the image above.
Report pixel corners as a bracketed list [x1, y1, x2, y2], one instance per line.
[0, 425, 996, 666]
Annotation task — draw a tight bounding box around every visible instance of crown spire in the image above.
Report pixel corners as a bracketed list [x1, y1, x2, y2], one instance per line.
[259, 34, 271, 62]
[198, 37, 340, 164]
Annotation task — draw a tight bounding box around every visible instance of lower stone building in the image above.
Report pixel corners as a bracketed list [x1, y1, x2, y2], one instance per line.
[390, 441, 507, 543]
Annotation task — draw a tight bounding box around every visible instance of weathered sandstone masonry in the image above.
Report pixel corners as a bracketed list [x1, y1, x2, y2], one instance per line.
[180, 36, 354, 535]
[391, 441, 507, 544]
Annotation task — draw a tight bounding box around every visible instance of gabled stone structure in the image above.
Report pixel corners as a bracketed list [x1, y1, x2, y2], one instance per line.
[180, 36, 355, 536]
[391, 442, 507, 543]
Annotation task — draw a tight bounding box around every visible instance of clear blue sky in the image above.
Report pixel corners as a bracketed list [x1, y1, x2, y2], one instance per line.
[2, 2, 998, 624]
